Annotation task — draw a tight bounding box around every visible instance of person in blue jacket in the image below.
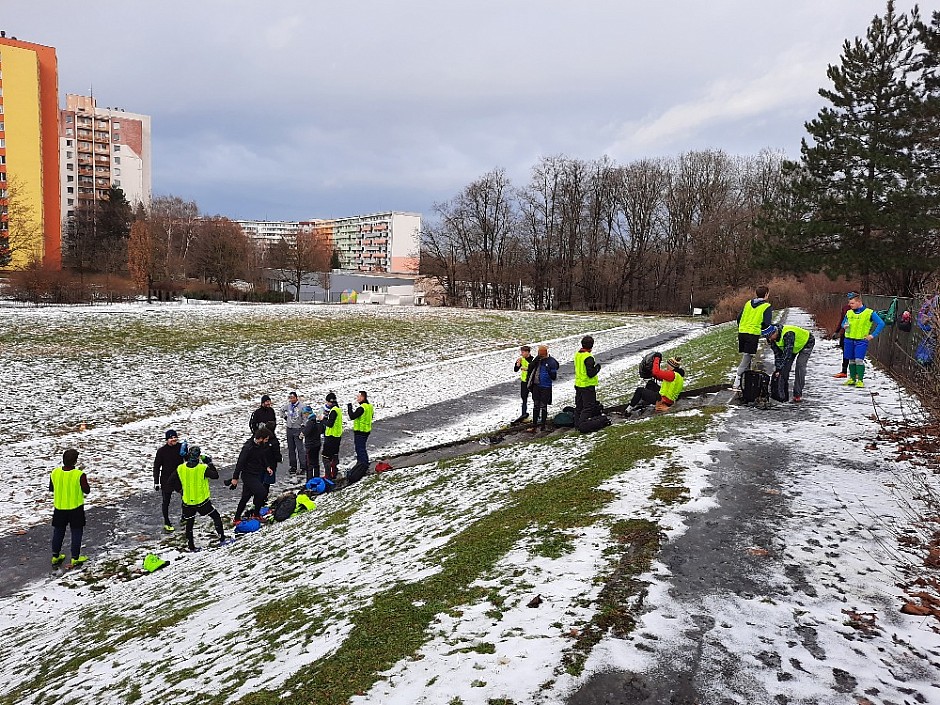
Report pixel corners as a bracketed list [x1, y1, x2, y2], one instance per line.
[840, 292, 885, 388]
[526, 344, 559, 432]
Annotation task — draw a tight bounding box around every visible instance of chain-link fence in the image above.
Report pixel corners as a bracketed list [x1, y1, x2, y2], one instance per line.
[859, 292, 938, 413]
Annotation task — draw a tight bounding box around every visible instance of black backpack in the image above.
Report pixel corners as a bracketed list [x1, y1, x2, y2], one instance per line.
[346, 461, 370, 486]
[639, 352, 661, 379]
[579, 401, 605, 424]
[270, 492, 297, 522]
[577, 415, 612, 434]
[770, 370, 789, 402]
[741, 370, 770, 404]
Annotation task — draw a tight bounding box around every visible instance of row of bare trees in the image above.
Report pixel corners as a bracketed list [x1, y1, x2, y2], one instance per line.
[421, 149, 787, 312]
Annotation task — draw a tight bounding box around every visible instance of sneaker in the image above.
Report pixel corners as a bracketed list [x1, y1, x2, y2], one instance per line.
[833, 372, 848, 378]
[163, 524, 175, 532]
[70, 555, 88, 567]
[218, 537, 237, 547]
[51, 553, 66, 566]
[855, 380, 865, 388]
[843, 378, 857, 386]
[654, 401, 670, 412]
[792, 396, 802, 403]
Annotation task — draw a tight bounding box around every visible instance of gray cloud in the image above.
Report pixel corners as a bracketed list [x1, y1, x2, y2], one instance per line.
[4, 0, 893, 219]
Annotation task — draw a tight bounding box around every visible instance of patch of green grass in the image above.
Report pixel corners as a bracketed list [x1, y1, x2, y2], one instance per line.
[530, 526, 576, 559]
[649, 464, 690, 506]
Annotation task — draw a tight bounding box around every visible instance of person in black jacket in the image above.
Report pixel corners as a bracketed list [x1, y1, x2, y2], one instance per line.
[153, 429, 184, 532]
[301, 405, 323, 480]
[249, 395, 277, 434]
[230, 427, 275, 522]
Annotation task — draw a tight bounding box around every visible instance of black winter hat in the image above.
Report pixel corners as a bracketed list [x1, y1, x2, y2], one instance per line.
[165, 429, 178, 440]
[261, 394, 271, 403]
[325, 392, 337, 403]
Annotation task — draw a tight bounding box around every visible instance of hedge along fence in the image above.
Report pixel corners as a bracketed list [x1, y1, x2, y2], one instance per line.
[854, 292, 939, 415]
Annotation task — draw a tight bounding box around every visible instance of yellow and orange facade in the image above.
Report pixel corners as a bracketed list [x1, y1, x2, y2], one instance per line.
[0, 34, 61, 268]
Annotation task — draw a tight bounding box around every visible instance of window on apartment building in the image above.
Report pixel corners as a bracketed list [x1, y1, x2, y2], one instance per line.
[0, 190, 7, 199]
[113, 145, 120, 152]
[67, 175, 74, 182]
[0, 155, 4, 164]
[0, 173, 6, 182]
[114, 168, 121, 176]
[68, 199, 74, 206]
[114, 157, 121, 164]
[113, 122, 120, 129]
[113, 133, 120, 142]
[66, 115, 72, 123]
[0, 105, 4, 114]
[0, 122, 4, 132]
[114, 180, 121, 187]
[67, 187, 73, 194]
[66, 163, 73, 170]
[66, 139, 72, 147]
[0, 139, 4, 148]
[66, 151, 73, 158]
[66, 128, 73, 136]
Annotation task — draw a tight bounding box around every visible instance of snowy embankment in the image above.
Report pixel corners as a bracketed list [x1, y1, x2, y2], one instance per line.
[0, 304, 689, 535]
[2, 307, 934, 705]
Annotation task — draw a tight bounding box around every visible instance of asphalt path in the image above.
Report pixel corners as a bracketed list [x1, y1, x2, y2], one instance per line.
[0, 324, 697, 598]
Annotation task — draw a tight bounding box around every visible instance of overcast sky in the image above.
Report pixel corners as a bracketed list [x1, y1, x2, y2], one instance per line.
[5, 1, 893, 221]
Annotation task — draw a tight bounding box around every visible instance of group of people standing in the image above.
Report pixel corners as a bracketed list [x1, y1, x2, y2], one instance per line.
[733, 285, 884, 402]
[513, 336, 604, 431]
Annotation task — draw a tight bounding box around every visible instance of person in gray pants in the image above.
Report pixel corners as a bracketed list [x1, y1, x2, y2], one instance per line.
[764, 324, 816, 402]
[281, 391, 306, 476]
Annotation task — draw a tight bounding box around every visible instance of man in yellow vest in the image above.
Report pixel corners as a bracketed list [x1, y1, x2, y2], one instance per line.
[347, 390, 374, 466]
[734, 285, 773, 391]
[321, 391, 343, 480]
[764, 323, 816, 402]
[49, 448, 90, 568]
[574, 335, 602, 420]
[177, 445, 230, 552]
[512, 346, 535, 424]
[839, 292, 885, 388]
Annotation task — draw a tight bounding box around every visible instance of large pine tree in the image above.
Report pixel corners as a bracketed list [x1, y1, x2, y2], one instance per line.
[760, 1, 940, 295]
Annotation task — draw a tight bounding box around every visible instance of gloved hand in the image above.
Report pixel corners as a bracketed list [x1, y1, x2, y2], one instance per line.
[227, 478, 238, 490]
[154, 483, 161, 491]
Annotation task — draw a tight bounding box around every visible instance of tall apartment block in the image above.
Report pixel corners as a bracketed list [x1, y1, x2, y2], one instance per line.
[239, 211, 421, 274]
[58, 94, 151, 221]
[300, 211, 420, 274]
[0, 33, 61, 268]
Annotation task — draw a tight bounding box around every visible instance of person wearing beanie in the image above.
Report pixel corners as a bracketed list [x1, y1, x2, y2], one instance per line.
[764, 323, 816, 402]
[526, 344, 559, 432]
[626, 353, 685, 415]
[231, 426, 275, 522]
[249, 395, 277, 434]
[153, 429, 184, 532]
[49, 448, 90, 569]
[301, 404, 323, 481]
[321, 392, 343, 479]
[347, 391, 374, 466]
[839, 292, 885, 389]
[176, 445, 230, 552]
[574, 335, 602, 419]
[734, 286, 773, 391]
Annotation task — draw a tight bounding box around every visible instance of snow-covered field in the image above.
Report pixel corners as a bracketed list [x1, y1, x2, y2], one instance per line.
[1, 306, 936, 705]
[0, 303, 686, 536]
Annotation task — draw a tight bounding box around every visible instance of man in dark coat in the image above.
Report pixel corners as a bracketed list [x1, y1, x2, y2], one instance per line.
[230, 427, 275, 521]
[249, 395, 277, 434]
[153, 429, 184, 532]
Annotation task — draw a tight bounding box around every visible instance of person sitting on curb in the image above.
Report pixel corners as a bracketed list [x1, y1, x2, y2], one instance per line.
[50, 448, 90, 569]
[626, 355, 685, 415]
[526, 344, 559, 432]
[764, 323, 816, 403]
[177, 445, 230, 552]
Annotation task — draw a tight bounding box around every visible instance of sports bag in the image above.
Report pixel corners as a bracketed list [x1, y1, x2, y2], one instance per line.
[346, 461, 370, 486]
[234, 518, 261, 533]
[577, 415, 612, 434]
[741, 370, 770, 404]
[270, 492, 297, 522]
[770, 370, 789, 402]
[552, 410, 576, 427]
[639, 352, 661, 379]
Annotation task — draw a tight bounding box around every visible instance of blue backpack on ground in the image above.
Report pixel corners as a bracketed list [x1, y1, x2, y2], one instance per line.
[234, 518, 261, 533]
[305, 477, 335, 495]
